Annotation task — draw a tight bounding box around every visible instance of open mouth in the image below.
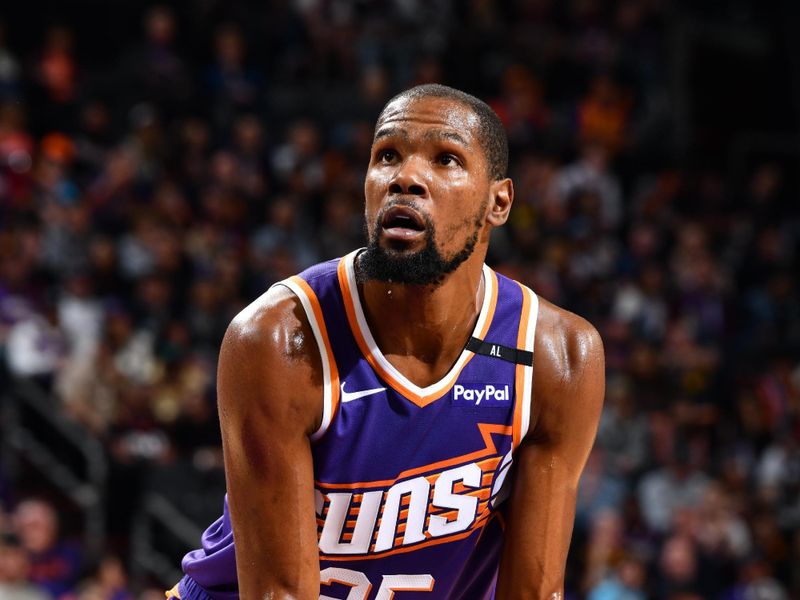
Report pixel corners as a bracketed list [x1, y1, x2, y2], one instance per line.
[380, 206, 426, 239]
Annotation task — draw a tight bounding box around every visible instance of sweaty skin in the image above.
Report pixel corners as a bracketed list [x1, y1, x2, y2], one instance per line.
[218, 96, 605, 599]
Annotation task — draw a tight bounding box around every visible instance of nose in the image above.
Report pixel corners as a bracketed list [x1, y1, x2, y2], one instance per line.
[388, 157, 427, 197]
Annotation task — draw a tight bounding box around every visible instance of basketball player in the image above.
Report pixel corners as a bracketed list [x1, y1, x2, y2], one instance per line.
[170, 84, 605, 599]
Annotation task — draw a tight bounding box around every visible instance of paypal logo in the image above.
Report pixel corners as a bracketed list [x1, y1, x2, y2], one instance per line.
[453, 384, 510, 405]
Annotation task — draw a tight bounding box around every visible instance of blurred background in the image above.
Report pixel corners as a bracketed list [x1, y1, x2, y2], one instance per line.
[0, 0, 798, 598]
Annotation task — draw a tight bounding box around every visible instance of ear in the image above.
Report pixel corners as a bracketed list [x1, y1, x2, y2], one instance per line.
[486, 178, 513, 227]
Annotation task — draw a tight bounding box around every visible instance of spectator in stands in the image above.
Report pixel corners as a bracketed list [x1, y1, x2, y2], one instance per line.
[694, 482, 752, 561]
[582, 508, 627, 591]
[594, 374, 649, 478]
[576, 450, 628, 533]
[0, 23, 21, 101]
[73, 555, 132, 600]
[637, 440, 711, 534]
[724, 559, 789, 600]
[206, 24, 263, 133]
[249, 194, 318, 280]
[30, 26, 78, 133]
[586, 555, 646, 600]
[122, 6, 192, 115]
[555, 143, 623, 232]
[0, 532, 49, 600]
[11, 499, 82, 598]
[270, 120, 324, 194]
[654, 535, 702, 599]
[4, 299, 66, 386]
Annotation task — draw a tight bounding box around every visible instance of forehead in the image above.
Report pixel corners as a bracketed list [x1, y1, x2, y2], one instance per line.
[374, 96, 481, 146]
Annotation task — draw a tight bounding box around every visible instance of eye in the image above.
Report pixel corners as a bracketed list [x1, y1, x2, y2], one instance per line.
[437, 153, 460, 167]
[377, 149, 398, 164]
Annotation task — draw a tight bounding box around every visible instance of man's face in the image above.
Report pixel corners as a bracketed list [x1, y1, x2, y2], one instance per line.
[13, 501, 57, 554]
[361, 96, 496, 285]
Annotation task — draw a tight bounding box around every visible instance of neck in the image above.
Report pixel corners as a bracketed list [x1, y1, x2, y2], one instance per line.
[356, 251, 486, 386]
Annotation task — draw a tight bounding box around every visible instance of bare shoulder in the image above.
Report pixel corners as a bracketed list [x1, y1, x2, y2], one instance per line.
[218, 283, 323, 436]
[529, 296, 605, 443]
[534, 297, 604, 379]
[224, 284, 315, 363]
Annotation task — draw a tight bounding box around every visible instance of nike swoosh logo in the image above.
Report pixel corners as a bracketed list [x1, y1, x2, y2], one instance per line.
[340, 382, 387, 403]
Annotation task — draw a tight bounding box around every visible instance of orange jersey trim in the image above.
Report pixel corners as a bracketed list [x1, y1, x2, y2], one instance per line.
[288, 275, 341, 437]
[320, 575, 373, 598]
[384, 577, 436, 599]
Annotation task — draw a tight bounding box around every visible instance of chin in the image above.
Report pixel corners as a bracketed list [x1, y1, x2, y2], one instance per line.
[379, 237, 427, 255]
[359, 228, 478, 287]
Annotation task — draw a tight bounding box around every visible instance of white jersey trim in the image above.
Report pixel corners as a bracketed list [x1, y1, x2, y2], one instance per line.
[273, 279, 334, 442]
[519, 285, 539, 440]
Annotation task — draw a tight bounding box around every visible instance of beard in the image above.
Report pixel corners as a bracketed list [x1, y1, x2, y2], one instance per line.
[357, 201, 484, 287]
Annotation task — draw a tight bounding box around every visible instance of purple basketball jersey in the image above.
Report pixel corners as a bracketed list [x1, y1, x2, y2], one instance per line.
[177, 251, 539, 600]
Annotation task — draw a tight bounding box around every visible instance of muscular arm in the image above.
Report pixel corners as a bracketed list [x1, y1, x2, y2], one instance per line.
[496, 301, 605, 599]
[218, 286, 322, 599]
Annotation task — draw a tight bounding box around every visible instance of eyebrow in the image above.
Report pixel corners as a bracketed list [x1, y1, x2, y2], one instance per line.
[373, 127, 470, 148]
[423, 130, 470, 148]
[373, 126, 408, 142]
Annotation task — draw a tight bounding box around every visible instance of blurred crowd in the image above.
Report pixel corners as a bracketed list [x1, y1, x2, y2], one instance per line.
[0, 0, 799, 599]
[0, 499, 156, 600]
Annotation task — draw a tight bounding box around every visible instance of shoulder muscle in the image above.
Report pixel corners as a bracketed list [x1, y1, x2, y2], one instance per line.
[218, 283, 324, 440]
[529, 298, 605, 450]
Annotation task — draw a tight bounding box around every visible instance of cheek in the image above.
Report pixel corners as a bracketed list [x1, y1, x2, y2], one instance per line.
[363, 174, 380, 217]
[432, 179, 486, 217]
[435, 192, 488, 242]
[364, 170, 386, 209]
[364, 166, 391, 190]
[429, 170, 479, 201]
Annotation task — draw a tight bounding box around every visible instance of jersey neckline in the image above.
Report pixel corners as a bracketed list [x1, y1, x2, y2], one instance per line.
[337, 249, 498, 407]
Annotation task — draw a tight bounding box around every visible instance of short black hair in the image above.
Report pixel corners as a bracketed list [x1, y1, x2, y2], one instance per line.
[376, 84, 509, 181]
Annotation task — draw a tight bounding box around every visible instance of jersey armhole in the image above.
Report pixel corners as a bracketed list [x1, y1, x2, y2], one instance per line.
[512, 283, 540, 447]
[271, 277, 340, 442]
